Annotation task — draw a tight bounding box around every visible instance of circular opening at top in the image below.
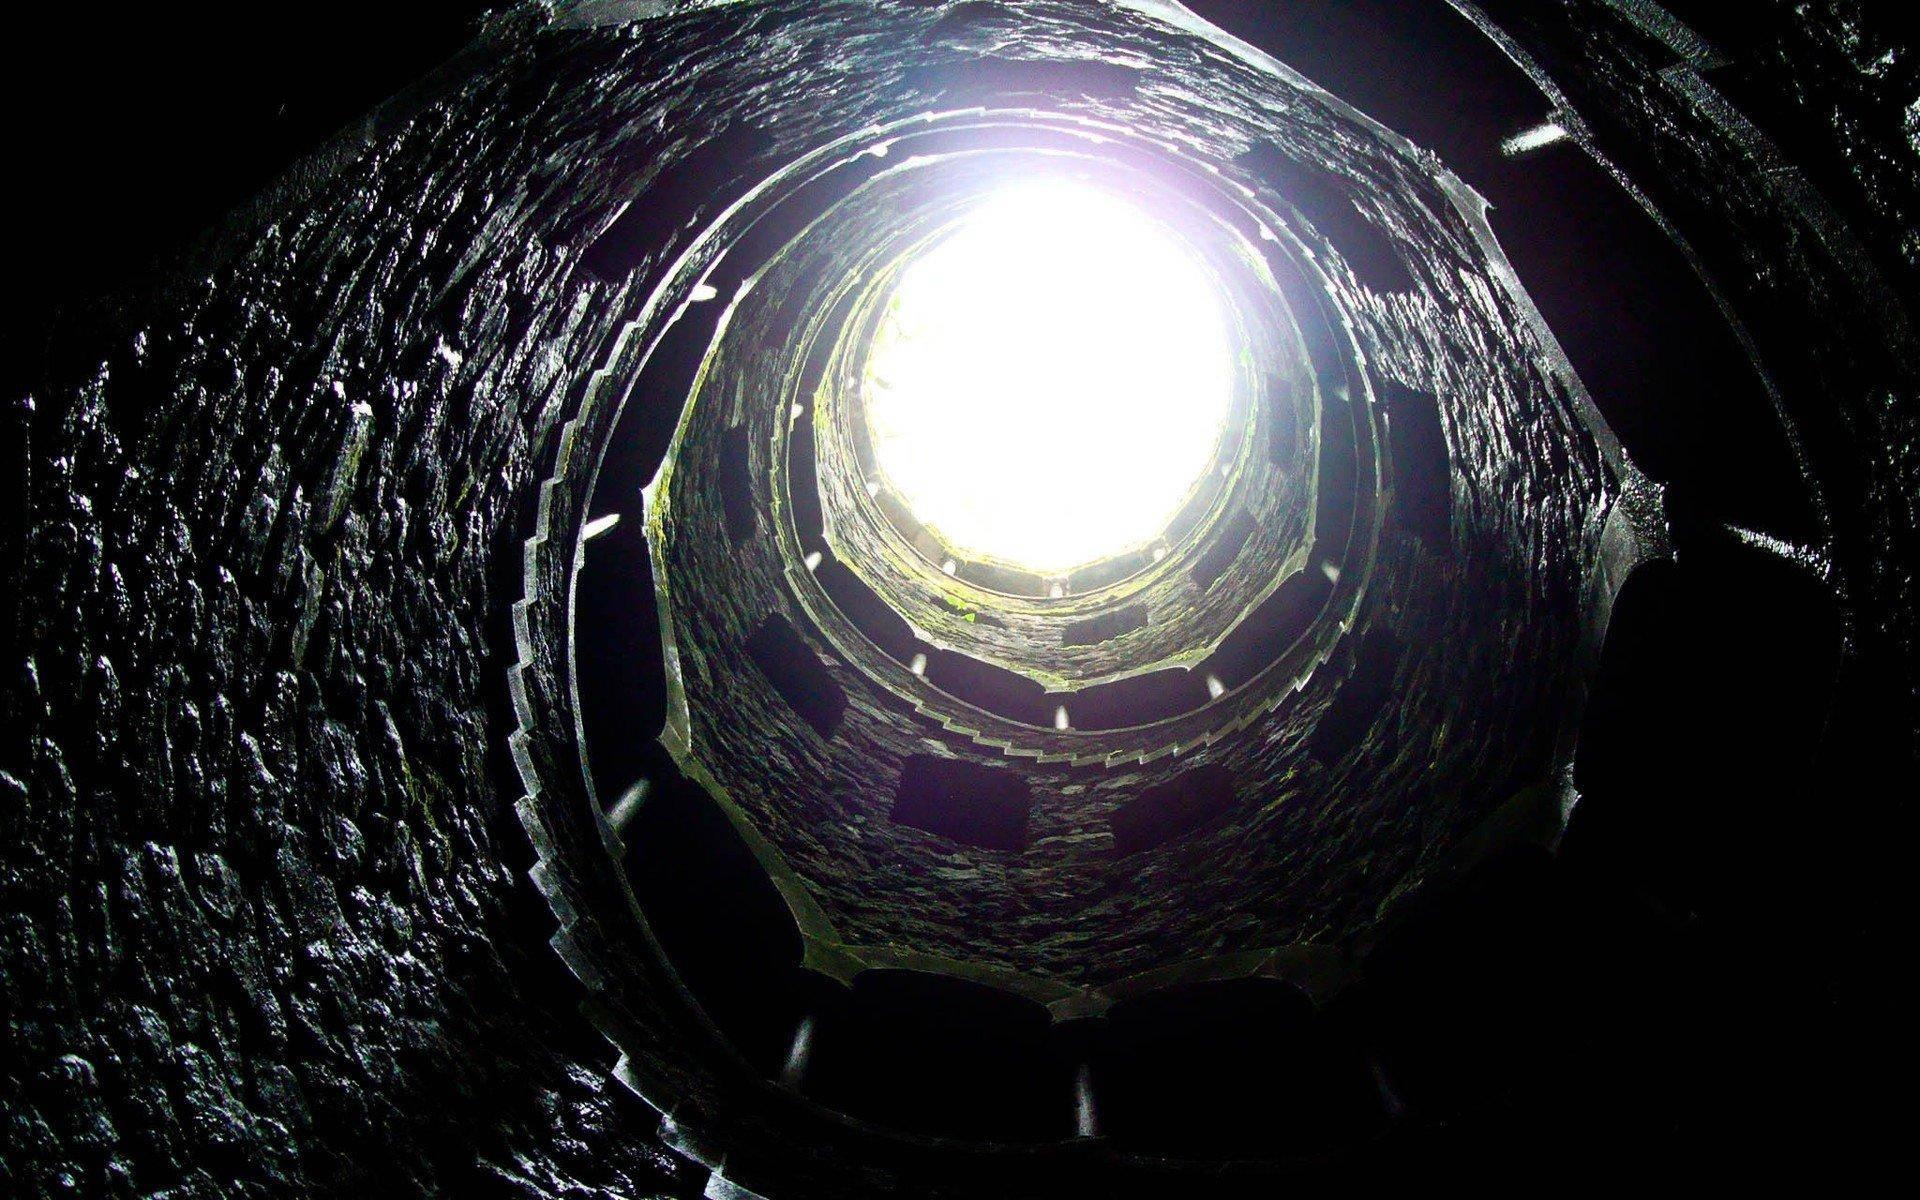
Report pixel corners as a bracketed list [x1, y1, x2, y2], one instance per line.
[862, 179, 1235, 576]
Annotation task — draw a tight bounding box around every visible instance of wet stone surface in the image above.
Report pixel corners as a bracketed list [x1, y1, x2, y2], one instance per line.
[4, 1, 1913, 1196]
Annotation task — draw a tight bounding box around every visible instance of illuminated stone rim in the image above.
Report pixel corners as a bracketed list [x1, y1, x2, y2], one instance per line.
[641, 114, 1375, 754]
[627, 110, 1396, 1000]
[823, 163, 1264, 601]
[509, 0, 1642, 1176]
[788, 142, 1329, 693]
[583, 110, 1398, 1031]
[531, 81, 1616, 1023]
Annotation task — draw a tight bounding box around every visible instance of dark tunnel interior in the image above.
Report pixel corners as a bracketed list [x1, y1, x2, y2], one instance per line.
[4, 2, 1916, 1197]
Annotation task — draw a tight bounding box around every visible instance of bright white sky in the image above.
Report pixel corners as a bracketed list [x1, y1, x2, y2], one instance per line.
[863, 179, 1233, 575]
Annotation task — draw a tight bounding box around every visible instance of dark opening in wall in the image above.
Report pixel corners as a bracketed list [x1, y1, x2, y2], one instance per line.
[1238, 142, 1415, 293]
[1093, 978, 1374, 1153]
[1201, 566, 1333, 688]
[580, 121, 775, 283]
[615, 304, 724, 485]
[1062, 603, 1148, 647]
[1361, 839, 1716, 1157]
[890, 753, 1031, 853]
[720, 424, 758, 543]
[745, 612, 847, 738]
[953, 558, 1048, 597]
[1379, 380, 1452, 547]
[923, 648, 1051, 727]
[785, 393, 828, 559]
[1310, 627, 1401, 765]
[1191, 0, 1550, 194]
[1065, 667, 1213, 731]
[813, 557, 918, 665]
[1191, 509, 1257, 589]
[1311, 371, 1360, 562]
[907, 52, 1141, 106]
[1567, 542, 1839, 918]
[1362, 846, 1577, 1115]
[575, 522, 666, 804]
[804, 969, 1064, 1141]
[1481, 131, 1818, 544]
[624, 764, 807, 1074]
[1110, 763, 1238, 855]
[1269, 372, 1304, 464]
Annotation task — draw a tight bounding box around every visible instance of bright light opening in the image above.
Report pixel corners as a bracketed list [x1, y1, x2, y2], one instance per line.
[863, 180, 1234, 575]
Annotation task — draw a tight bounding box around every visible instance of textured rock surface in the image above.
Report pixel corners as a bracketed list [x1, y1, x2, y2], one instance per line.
[1469, 0, 1920, 744]
[3, 13, 705, 1196]
[3, 1, 1913, 1196]
[530, 1, 1614, 1017]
